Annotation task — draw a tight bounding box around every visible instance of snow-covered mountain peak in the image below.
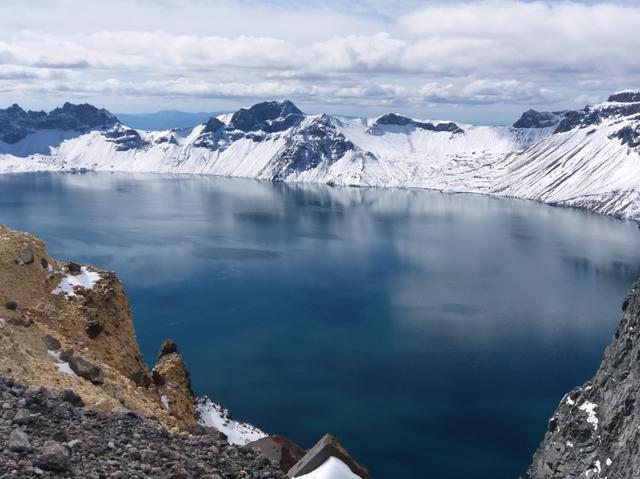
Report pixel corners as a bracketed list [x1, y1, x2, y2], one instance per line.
[367, 113, 464, 135]
[607, 90, 640, 104]
[226, 99, 304, 133]
[512, 109, 569, 129]
[2, 92, 640, 220]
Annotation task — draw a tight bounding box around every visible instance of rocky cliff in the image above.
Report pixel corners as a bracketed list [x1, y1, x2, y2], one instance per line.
[0, 376, 285, 478]
[525, 280, 640, 478]
[0, 224, 370, 478]
[0, 223, 198, 432]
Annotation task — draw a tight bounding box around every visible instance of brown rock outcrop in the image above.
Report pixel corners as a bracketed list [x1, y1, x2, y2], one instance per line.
[0, 224, 196, 431]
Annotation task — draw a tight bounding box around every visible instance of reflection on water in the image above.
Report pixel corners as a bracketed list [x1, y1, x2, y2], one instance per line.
[1, 172, 640, 479]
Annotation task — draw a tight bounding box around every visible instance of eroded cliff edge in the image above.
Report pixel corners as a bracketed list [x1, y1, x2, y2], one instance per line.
[0, 224, 370, 478]
[0, 223, 198, 432]
[525, 280, 640, 478]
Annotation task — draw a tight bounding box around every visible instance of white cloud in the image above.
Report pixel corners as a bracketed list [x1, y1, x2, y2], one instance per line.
[0, 0, 637, 120]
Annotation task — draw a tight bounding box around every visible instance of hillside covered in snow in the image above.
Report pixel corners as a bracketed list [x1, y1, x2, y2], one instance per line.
[1, 92, 640, 220]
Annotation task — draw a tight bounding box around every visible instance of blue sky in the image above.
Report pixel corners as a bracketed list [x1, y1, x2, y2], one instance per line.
[0, 0, 638, 124]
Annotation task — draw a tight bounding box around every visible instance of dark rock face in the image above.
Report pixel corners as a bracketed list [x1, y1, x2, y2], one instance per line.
[67, 356, 103, 384]
[514, 92, 640, 138]
[60, 389, 84, 407]
[608, 91, 640, 103]
[85, 319, 104, 338]
[0, 102, 118, 144]
[192, 117, 227, 149]
[612, 124, 640, 149]
[67, 261, 82, 273]
[157, 338, 178, 360]
[513, 110, 568, 129]
[268, 114, 364, 180]
[130, 370, 152, 388]
[0, 376, 285, 478]
[41, 335, 61, 351]
[228, 100, 304, 133]
[103, 125, 147, 151]
[201, 117, 224, 134]
[371, 113, 464, 134]
[35, 440, 71, 471]
[248, 435, 306, 474]
[524, 280, 640, 478]
[287, 433, 371, 479]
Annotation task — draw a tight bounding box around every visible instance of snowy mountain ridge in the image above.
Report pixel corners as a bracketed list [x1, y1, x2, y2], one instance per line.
[1, 93, 639, 220]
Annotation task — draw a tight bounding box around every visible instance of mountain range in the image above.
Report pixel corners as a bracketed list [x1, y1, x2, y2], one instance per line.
[1, 93, 639, 220]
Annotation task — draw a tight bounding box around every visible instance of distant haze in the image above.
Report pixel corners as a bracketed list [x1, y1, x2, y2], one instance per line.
[116, 111, 226, 131]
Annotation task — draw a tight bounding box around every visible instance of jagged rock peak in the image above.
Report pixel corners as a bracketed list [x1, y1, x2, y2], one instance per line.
[372, 113, 463, 134]
[524, 279, 640, 478]
[0, 102, 119, 144]
[513, 109, 568, 129]
[202, 116, 225, 134]
[228, 99, 304, 133]
[157, 338, 178, 361]
[608, 90, 640, 103]
[154, 338, 196, 424]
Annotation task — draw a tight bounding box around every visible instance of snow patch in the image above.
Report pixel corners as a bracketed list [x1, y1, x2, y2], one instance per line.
[296, 456, 363, 479]
[52, 267, 101, 297]
[579, 401, 599, 431]
[48, 350, 75, 375]
[195, 396, 267, 445]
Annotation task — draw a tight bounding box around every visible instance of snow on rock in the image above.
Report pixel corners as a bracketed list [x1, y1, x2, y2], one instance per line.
[47, 350, 75, 375]
[3, 95, 640, 220]
[52, 267, 101, 297]
[296, 457, 363, 479]
[579, 401, 599, 431]
[195, 396, 267, 445]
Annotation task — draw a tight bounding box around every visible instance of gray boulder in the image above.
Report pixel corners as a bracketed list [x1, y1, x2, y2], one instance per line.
[35, 441, 70, 471]
[85, 319, 104, 338]
[248, 435, 306, 473]
[42, 335, 61, 351]
[68, 356, 103, 384]
[60, 389, 84, 407]
[17, 249, 34, 265]
[8, 428, 31, 452]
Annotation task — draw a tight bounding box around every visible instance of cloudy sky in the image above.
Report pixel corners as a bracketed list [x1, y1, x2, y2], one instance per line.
[0, 0, 638, 123]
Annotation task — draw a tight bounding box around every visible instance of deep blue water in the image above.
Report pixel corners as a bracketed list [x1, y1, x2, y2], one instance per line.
[2, 172, 640, 479]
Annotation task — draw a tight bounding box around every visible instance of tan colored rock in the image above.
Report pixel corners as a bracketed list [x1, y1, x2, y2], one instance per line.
[154, 339, 197, 425]
[0, 224, 196, 431]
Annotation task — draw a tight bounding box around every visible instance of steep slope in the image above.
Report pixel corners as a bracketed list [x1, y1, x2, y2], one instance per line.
[1, 93, 640, 220]
[492, 93, 640, 219]
[0, 375, 285, 478]
[525, 279, 640, 478]
[0, 224, 197, 432]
